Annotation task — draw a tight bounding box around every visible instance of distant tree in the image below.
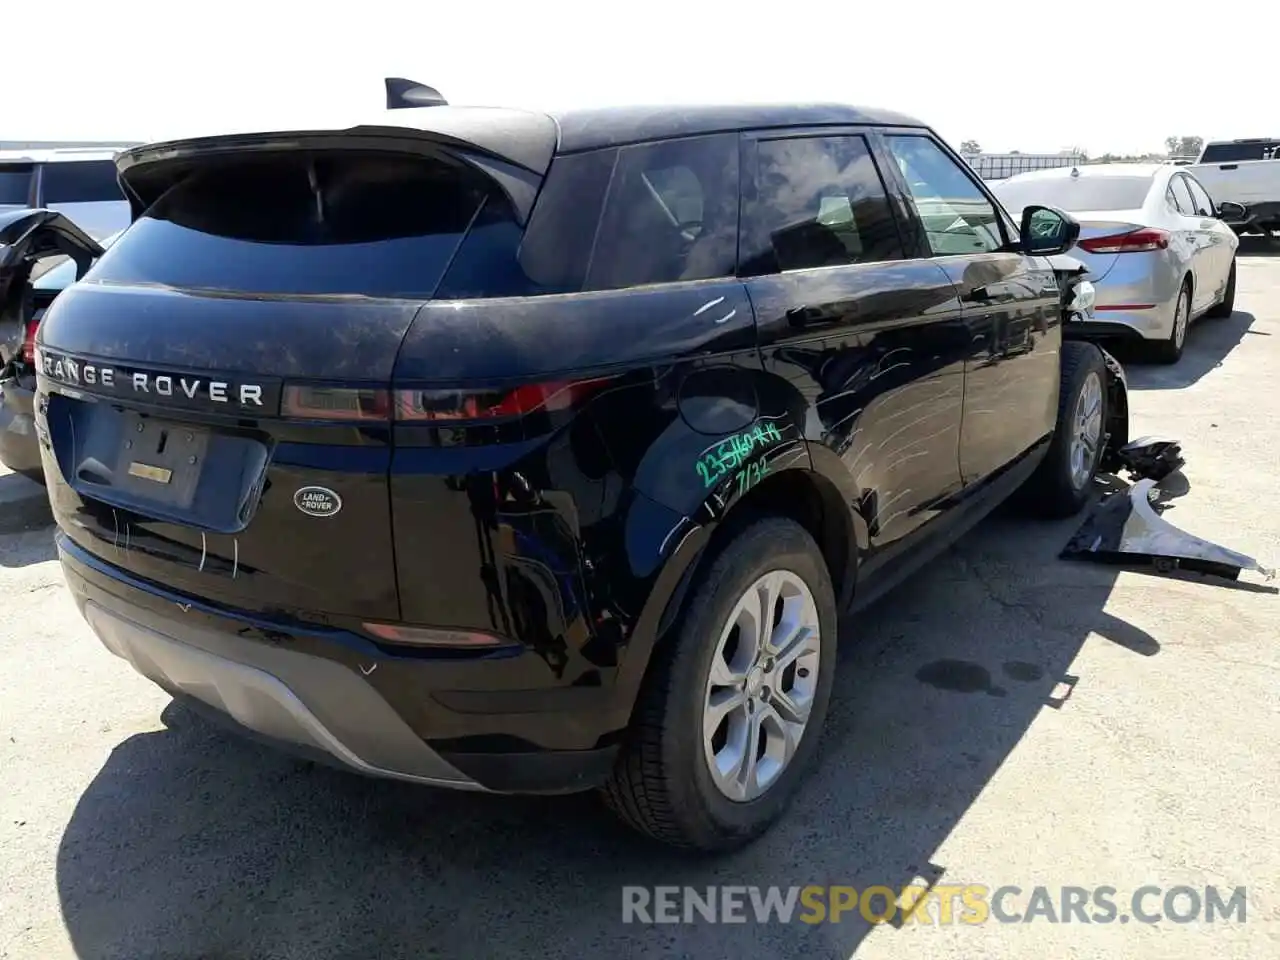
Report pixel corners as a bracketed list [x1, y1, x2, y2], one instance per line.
[1009, 149, 1021, 155]
[1165, 135, 1204, 158]
[959, 139, 982, 155]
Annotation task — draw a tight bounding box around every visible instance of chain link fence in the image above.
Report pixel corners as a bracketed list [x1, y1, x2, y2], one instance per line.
[962, 153, 1085, 181]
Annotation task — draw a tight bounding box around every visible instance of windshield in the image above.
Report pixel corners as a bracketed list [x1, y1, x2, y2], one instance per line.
[32, 230, 123, 291]
[0, 165, 33, 205]
[994, 175, 1154, 214]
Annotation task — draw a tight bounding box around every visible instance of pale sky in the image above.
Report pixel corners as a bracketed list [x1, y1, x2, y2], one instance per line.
[9, 0, 1260, 156]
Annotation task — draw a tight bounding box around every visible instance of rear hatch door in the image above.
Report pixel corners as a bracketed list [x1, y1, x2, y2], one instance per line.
[36, 130, 546, 624]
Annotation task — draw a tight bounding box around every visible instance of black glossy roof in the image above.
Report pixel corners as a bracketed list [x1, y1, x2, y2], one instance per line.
[118, 103, 928, 183]
[550, 103, 928, 153]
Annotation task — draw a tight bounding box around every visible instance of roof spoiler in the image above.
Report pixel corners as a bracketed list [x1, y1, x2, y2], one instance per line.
[385, 78, 448, 110]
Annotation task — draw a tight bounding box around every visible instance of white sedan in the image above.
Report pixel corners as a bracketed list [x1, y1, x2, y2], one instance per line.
[993, 163, 1242, 363]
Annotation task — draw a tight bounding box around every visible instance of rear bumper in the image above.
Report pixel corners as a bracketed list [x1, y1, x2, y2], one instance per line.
[1086, 303, 1174, 342]
[60, 537, 621, 794]
[0, 377, 43, 480]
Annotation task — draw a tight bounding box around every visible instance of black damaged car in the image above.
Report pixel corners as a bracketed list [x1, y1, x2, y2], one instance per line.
[24, 86, 1130, 851]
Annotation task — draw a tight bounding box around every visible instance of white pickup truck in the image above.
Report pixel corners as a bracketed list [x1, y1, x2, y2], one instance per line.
[1187, 139, 1280, 235]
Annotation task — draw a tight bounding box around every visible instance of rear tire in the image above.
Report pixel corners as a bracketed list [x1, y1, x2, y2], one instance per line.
[1205, 259, 1236, 319]
[1149, 280, 1190, 364]
[601, 517, 837, 852]
[1021, 340, 1108, 519]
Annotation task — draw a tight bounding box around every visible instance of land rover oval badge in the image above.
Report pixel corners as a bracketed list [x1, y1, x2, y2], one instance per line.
[294, 486, 342, 518]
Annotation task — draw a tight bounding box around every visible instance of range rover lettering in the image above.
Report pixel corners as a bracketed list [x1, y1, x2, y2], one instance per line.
[29, 83, 1130, 851]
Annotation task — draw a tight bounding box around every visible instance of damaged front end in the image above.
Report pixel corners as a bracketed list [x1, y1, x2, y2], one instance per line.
[1051, 253, 1131, 473]
[1063, 438, 1275, 583]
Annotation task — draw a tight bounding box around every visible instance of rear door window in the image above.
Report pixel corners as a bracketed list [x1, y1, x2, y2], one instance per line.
[39, 160, 123, 203]
[0, 165, 33, 205]
[585, 134, 739, 290]
[1169, 176, 1197, 217]
[886, 135, 1006, 255]
[88, 153, 488, 298]
[740, 134, 904, 275]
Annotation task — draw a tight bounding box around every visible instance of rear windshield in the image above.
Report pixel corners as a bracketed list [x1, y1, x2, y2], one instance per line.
[0, 165, 33, 205]
[1199, 142, 1280, 163]
[40, 160, 123, 203]
[87, 153, 489, 298]
[994, 175, 1153, 214]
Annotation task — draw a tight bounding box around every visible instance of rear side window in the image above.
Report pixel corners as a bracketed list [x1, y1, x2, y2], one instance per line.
[40, 160, 123, 203]
[586, 134, 739, 290]
[740, 135, 903, 275]
[1198, 141, 1280, 163]
[1169, 176, 1196, 216]
[88, 153, 488, 298]
[0, 165, 33, 205]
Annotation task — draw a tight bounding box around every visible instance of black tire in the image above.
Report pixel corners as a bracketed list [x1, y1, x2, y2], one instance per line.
[601, 517, 838, 852]
[1205, 259, 1236, 319]
[1021, 340, 1108, 519]
[1149, 279, 1191, 364]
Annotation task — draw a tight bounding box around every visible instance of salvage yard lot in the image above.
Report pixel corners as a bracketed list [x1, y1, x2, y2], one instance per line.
[2, 248, 1278, 960]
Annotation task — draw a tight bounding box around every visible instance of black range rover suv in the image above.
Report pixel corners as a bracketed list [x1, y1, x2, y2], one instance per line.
[29, 97, 1128, 851]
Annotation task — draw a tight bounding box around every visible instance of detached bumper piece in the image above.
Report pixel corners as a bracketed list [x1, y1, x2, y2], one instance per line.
[1062, 478, 1275, 582]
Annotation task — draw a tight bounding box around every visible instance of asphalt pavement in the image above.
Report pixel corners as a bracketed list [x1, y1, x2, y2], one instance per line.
[2, 246, 1278, 960]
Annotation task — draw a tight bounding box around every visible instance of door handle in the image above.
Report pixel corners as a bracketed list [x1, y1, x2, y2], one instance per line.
[1219, 164, 1238, 170]
[786, 305, 845, 328]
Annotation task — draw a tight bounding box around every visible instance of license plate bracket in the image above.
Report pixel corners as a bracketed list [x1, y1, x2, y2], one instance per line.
[110, 413, 210, 510]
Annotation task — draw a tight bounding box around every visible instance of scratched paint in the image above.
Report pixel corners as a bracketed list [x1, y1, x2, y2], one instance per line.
[695, 421, 784, 489]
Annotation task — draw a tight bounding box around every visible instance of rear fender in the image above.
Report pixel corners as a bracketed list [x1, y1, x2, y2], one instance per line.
[610, 443, 867, 728]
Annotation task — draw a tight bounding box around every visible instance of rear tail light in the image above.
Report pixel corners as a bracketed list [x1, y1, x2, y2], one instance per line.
[1078, 228, 1170, 254]
[281, 376, 613, 423]
[282, 385, 391, 421]
[21, 317, 39, 365]
[394, 377, 613, 422]
[362, 622, 511, 648]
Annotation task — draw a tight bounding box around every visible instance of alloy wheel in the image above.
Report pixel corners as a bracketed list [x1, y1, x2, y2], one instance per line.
[702, 570, 821, 802]
[1069, 371, 1103, 490]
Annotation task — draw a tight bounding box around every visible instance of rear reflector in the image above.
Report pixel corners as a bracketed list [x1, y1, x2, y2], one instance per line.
[1078, 228, 1170, 254]
[362, 623, 510, 648]
[395, 377, 612, 422]
[282, 385, 391, 421]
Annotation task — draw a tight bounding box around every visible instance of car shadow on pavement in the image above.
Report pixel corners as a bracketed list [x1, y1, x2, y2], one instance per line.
[0, 526, 56, 569]
[53, 485, 1172, 960]
[1114, 310, 1255, 392]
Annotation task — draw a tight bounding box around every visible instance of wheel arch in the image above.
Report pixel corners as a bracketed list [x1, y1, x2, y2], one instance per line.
[612, 448, 864, 728]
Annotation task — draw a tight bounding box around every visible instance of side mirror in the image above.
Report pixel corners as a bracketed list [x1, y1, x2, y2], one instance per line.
[1216, 200, 1248, 223]
[1020, 204, 1081, 256]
